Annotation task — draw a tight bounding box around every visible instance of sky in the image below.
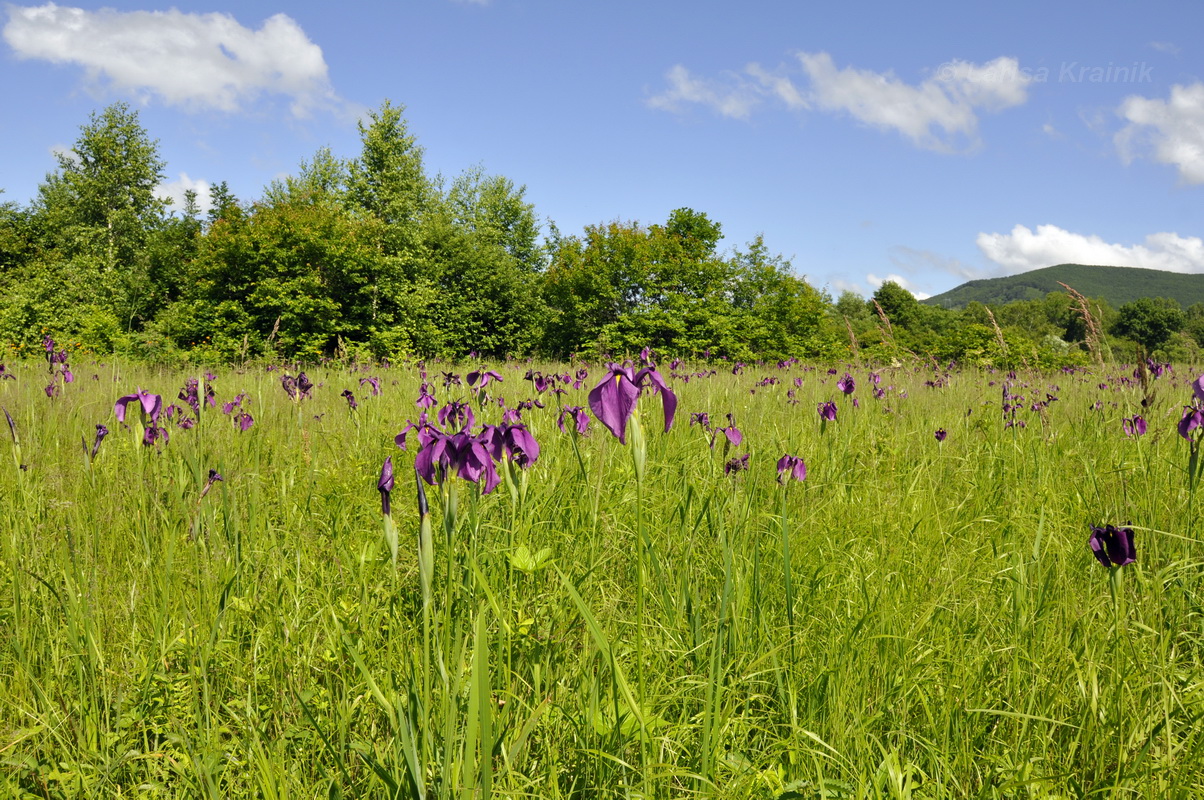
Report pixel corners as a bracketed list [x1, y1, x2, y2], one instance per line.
[2, 1, 1203, 300]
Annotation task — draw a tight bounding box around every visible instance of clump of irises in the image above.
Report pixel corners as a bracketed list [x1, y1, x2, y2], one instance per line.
[42, 336, 73, 398]
[115, 389, 169, 446]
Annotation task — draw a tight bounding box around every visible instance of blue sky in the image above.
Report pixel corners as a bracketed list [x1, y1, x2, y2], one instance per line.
[2, 1, 1202, 300]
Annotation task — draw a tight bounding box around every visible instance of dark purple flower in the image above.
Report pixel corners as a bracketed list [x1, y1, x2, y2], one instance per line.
[200, 468, 223, 500]
[1122, 415, 1147, 437]
[115, 389, 163, 425]
[1089, 524, 1136, 568]
[724, 453, 750, 475]
[934, 428, 947, 442]
[437, 399, 475, 432]
[777, 454, 807, 484]
[2, 405, 16, 444]
[1179, 406, 1204, 441]
[467, 370, 502, 389]
[587, 364, 677, 444]
[235, 411, 254, 431]
[359, 376, 381, 396]
[481, 422, 541, 467]
[414, 428, 500, 494]
[442, 371, 462, 388]
[416, 383, 437, 409]
[297, 372, 314, 399]
[690, 412, 711, 429]
[378, 456, 394, 516]
[90, 423, 108, 459]
[0, 364, 13, 380]
[837, 373, 855, 394]
[817, 401, 838, 422]
[558, 405, 590, 435]
[341, 389, 358, 410]
[1193, 374, 1204, 405]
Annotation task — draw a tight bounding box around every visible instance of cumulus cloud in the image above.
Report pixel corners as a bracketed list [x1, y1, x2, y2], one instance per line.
[1115, 82, 1204, 184]
[647, 52, 1033, 151]
[977, 224, 1204, 274]
[156, 173, 212, 215]
[3, 4, 343, 117]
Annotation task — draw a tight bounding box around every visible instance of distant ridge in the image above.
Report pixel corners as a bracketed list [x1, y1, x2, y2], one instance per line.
[923, 264, 1204, 310]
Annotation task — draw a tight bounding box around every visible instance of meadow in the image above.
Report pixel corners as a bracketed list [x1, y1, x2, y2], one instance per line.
[1, 352, 1203, 799]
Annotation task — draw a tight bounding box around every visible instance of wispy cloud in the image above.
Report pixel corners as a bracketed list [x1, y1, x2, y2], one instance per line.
[1115, 82, 1204, 184]
[3, 4, 346, 118]
[647, 52, 1034, 152]
[866, 272, 931, 300]
[977, 224, 1204, 274]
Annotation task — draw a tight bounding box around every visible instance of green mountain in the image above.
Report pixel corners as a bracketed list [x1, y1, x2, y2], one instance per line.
[924, 264, 1204, 310]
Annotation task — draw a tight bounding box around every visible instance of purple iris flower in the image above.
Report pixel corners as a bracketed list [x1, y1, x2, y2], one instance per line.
[724, 454, 750, 475]
[414, 428, 500, 494]
[394, 415, 434, 451]
[837, 373, 855, 394]
[442, 371, 462, 388]
[1193, 374, 1204, 405]
[90, 423, 108, 459]
[467, 370, 502, 389]
[777, 455, 807, 484]
[2, 406, 16, 444]
[341, 389, 358, 410]
[115, 389, 163, 425]
[438, 399, 475, 432]
[235, 411, 254, 431]
[1179, 407, 1204, 441]
[481, 422, 540, 467]
[378, 456, 394, 516]
[558, 405, 590, 435]
[0, 364, 13, 380]
[713, 415, 743, 448]
[359, 376, 382, 396]
[281, 374, 298, 400]
[415, 383, 437, 409]
[297, 373, 314, 398]
[572, 368, 589, 390]
[817, 401, 838, 422]
[200, 469, 223, 500]
[935, 428, 947, 442]
[690, 412, 711, 429]
[1122, 415, 1147, 437]
[1089, 524, 1136, 568]
[587, 364, 678, 444]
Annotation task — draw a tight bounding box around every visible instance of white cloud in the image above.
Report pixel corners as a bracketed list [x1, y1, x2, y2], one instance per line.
[1149, 41, 1180, 56]
[1115, 82, 1204, 184]
[648, 52, 1033, 152]
[866, 272, 931, 300]
[645, 64, 761, 119]
[156, 173, 212, 215]
[977, 224, 1204, 274]
[3, 4, 343, 117]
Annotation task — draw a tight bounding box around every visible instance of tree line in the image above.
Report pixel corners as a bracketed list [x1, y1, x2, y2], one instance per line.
[0, 102, 1193, 366]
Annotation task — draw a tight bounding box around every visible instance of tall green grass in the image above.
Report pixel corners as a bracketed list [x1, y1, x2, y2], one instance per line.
[1, 359, 1202, 798]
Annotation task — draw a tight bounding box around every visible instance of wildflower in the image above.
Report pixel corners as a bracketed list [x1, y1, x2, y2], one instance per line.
[89, 423, 108, 459]
[558, 405, 590, 435]
[359, 376, 382, 396]
[115, 389, 163, 425]
[1179, 407, 1204, 441]
[777, 454, 807, 484]
[837, 373, 855, 394]
[817, 400, 838, 422]
[414, 428, 500, 494]
[438, 399, 475, 432]
[1088, 524, 1136, 568]
[341, 389, 358, 410]
[1122, 415, 1147, 437]
[467, 369, 502, 389]
[481, 422, 541, 467]
[378, 456, 394, 516]
[724, 454, 750, 475]
[200, 469, 223, 500]
[587, 363, 677, 444]
[934, 428, 947, 442]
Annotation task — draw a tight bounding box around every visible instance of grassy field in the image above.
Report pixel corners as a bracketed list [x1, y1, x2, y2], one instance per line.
[1, 356, 1203, 798]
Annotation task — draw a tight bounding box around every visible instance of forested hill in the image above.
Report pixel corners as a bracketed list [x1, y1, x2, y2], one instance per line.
[924, 264, 1204, 309]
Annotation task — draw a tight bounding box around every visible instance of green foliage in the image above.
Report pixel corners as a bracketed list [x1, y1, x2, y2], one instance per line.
[1112, 296, 1186, 353]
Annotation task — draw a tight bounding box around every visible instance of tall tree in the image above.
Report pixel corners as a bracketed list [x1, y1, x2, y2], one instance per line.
[34, 102, 167, 270]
